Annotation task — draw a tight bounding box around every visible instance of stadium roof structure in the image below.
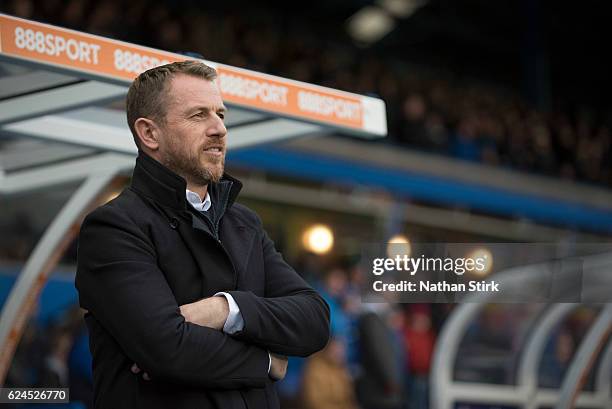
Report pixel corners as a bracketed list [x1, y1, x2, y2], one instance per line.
[0, 13, 387, 383]
[0, 13, 386, 191]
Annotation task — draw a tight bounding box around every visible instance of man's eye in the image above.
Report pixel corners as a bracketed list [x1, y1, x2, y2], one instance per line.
[218, 113, 225, 120]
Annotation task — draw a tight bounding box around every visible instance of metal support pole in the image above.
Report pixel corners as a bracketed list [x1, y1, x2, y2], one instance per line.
[0, 171, 120, 385]
[555, 305, 612, 409]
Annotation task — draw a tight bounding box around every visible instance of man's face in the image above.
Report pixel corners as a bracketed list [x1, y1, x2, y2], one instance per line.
[157, 74, 227, 186]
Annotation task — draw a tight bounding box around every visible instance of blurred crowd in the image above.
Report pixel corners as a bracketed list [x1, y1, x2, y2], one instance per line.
[289, 257, 452, 409]
[5, 0, 612, 187]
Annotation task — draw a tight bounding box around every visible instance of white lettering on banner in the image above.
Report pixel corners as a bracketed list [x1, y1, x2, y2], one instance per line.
[297, 91, 361, 121]
[219, 73, 288, 106]
[14, 26, 101, 64]
[113, 49, 170, 74]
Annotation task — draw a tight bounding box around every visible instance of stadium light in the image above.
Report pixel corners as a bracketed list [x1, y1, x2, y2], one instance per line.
[302, 224, 334, 254]
[346, 6, 396, 45]
[386, 233, 412, 258]
[466, 247, 494, 277]
[377, 0, 428, 18]
[346, 0, 428, 46]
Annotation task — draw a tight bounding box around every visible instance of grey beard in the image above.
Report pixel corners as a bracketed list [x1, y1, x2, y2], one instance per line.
[161, 152, 222, 186]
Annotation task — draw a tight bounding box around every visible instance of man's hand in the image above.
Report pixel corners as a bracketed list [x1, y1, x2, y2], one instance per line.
[180, 296, 229, 330]
[269, 353, 288, 381]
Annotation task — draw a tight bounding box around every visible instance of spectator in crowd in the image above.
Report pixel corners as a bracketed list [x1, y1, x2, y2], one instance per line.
[5, 314, 44, 388]
[540, 329, 575, 388]
[301, 337, 359, 409]
[403, 304, 435, 409]
[38, 325, 73, 388]
[356, 306, 404, 409]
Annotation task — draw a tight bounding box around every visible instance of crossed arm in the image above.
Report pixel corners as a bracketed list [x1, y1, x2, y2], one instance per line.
[178, 226, 332, 357]
[172, 295, 290, 380]
[131, 295, 289, 381]
[76, 205, 329, 388]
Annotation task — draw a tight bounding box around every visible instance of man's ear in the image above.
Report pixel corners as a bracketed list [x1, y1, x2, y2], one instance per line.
[134, 117, 161, 151]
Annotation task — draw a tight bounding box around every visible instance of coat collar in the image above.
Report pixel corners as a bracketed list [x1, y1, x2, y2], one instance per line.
[130, 150, 243, 212]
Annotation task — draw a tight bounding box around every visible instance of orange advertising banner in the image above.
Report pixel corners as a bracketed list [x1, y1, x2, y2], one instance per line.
[0, 13, 385, 135]
[216, 66, 363, 129]
[0, 13, 183, 81]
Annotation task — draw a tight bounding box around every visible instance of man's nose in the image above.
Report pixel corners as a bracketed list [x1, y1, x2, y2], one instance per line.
[207, 114, 227, 138]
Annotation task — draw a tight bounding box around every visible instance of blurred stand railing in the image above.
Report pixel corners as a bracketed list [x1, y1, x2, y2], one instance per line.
[0, 153, 132, 385]
[430, 251, 612, 409]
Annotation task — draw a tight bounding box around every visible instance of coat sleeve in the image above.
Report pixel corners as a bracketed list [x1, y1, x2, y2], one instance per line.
[75, 204, 270, 389]
[228, 218, 330, 357]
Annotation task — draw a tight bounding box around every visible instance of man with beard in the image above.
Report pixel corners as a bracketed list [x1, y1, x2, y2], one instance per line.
[75, 60, 330, 409]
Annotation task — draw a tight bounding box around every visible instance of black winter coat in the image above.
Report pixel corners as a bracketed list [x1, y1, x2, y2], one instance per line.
[75, 152, 330, 409]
